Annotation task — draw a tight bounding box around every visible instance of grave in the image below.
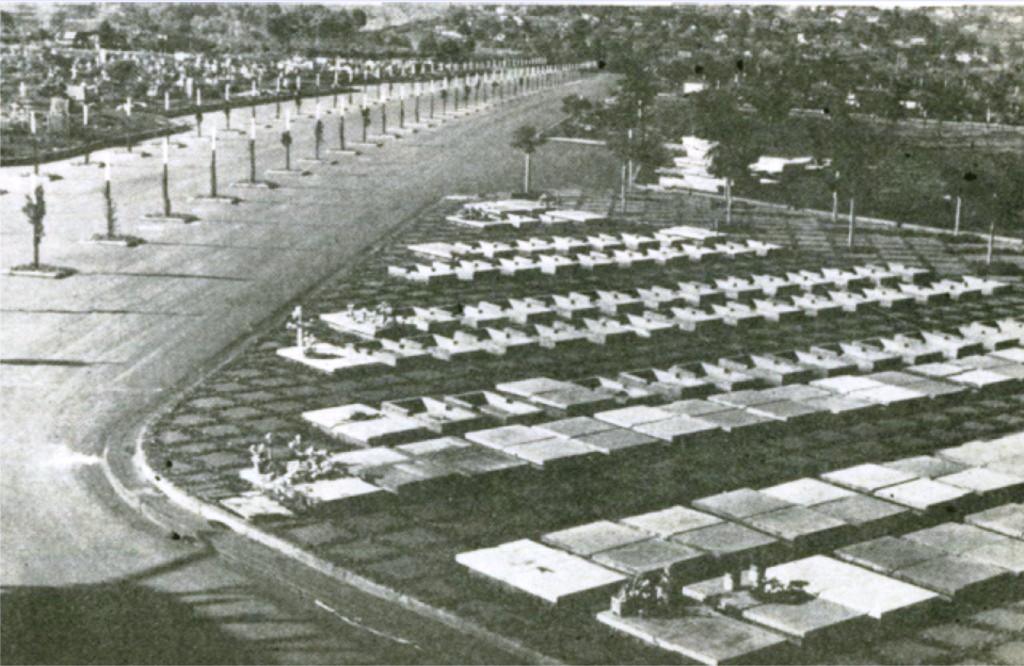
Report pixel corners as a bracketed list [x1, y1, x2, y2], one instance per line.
[694, 488, 795, 520]
[836, 536, 946, 574]
[742, 598, 870, 648]
[422, 445, 529, 479]
[761, 478, 856, 507]
[370, 459, 464, 495]
[895, 554, 1013, 602]
[874, 478, 972, 513]
[542, 520, 652, 557]
[330, 447, 409, 474]
[967, 503, 1024, 539]
[465, 425, 550, 451]
[574, 428, 662, 455]
[936, 467, 1024, 500]
[444, 391, 546, 425]
[811, 495, 912, 538]
[765, 555, 942, 622]
[456, 539, 626, 605]
[593, 539, 708, 578]
[634, 416, 720, 445]
[291, 476, 384, 508]
[536, 417, 613, 438]
[504, 437, 599, 468]
[661, 399, 733, 418]
[221, 491, 294, 519]
[671, 522, 781, 566]
[743, 506, 851, 550]
[594, 405, 674, 429]
[302, 404, 434, 447]
[882, 456, 966, 479]
[903, 522, 1013, 555]
[620, 506, 723, 537]
[596, 609, 792, 666]
[822, 463, 918, 493]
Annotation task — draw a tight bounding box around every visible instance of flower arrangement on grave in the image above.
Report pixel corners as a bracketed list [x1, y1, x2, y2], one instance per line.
[610, 570, 691, 618]
[750, 577, 813, 605]
[248, 434, 340, 507]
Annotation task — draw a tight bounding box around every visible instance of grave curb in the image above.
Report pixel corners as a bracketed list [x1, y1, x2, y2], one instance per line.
[115, 421, 564, 665]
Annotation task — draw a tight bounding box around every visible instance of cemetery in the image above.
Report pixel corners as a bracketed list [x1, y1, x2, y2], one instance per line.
[142, 182, 1024, 663]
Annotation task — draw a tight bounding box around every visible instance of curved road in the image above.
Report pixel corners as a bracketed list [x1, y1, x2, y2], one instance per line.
[1, 73, 619, 664]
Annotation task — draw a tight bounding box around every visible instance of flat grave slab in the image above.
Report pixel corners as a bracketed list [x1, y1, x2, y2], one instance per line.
[761, 478, 857, 507]
[800, 395, 875, 416]
[671, 522, 780, 564]
[292, 476, 384, 505]
[847, 384, 928, 406]
[694, 488, 795, 520]
[423, 445, 529, 478]
[542, 520, 652, 556]
[961, 540, 1024, 574]
[593, 539, 708, 578]
[836, 536, 945, 574]
[948, 369, 1016, 389]
[371, 459, 463, 495]
[464, 425, 550, 450]
[811, 495, 912, 536]
[822, 463, 918, 493]
[594, 405, 674, 428]
[895, 554, 1013, 601]
[746, 400, 824, 423]
[743, 506, 850, 548]
[967, 503, 1024, 539]
[596, 609, 791, 666]
[575, 428, 662, 455]
[536, 417, 613, 438]
[908, 362, 969, 378]
[874, 478, 972, 512]
[504, 437, 597, 467]
[759, 385, 831, 402]
[742, 598, 869, 647]
[495, 377, 573, 398]
[811, 375, 887, 395]
[937, 467, 1024, 498]
[330, 447, 409, 473]
[903, 522, 1014, 554]
[397, 436, 471, 456]
[939, 434, 1024, 467]
[634, 416, 719, 444]
[766, 555, 941, 622]
[456, 539, 626, 605]
[661, 399, 733, 418]
[334, 415, 435, 448]
[221, 491, 293, 519]
[882, 456, 967, 479]
[697, 409, 775, 433]
[708, 390, 778, 408]
[531, 386, 619, 414]
[620, 506, 723, 537]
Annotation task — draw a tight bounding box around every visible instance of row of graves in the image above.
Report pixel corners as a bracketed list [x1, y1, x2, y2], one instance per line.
[147, 191, 1024, 664]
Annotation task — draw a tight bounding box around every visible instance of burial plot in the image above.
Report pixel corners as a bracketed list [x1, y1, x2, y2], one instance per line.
[302, 404, 434, 447]
[811, 495, 913, 538]
[593, 539, 708, 578]
[765, 555, 942, 623]
[693, 488, 795, 521]
[743, 506, 851, 551]
[895, 554, 1014, 603]
[761, 478, 856, 507]
[634, 416, 720, 446]
[873, 478, 972, 514]
[836, 536, 946, 575]
[456, 539, 626, 606]
[596, 608, 792, 666]
[620, 506, 723, 538]
[594, 405, 674, 429]
[936, 467, 1024, 504]
[882, 456, 967, 479]
[465, 424, 550, 451]
[967, 503, 1024, 539]
[671, 522, 782, 568]
[542, 520, 651, 557]
[822, 463, 918, 494]
[222, 491, 294, 520]
[742, 598, 870, 649]
[504, 437, 599, 469]
[574, 428, 663, 455]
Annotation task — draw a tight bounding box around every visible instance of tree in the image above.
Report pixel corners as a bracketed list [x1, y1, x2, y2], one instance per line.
[510, 125, 546, 193]
[22, 185, 45, 269]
